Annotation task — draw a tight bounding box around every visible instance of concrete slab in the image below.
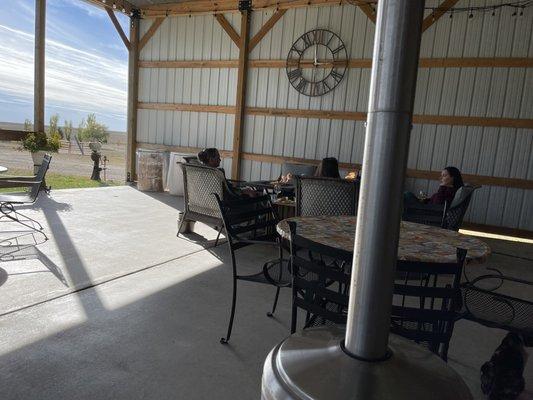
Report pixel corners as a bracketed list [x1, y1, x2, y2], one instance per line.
[0, 186, 221, 314]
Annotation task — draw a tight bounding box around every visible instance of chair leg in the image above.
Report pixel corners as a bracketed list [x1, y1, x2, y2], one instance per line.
[0, 203, 46, 234]
[267, 287, 281, 317]
[220, 276, 238, 344]
[214, 226, 223, 247]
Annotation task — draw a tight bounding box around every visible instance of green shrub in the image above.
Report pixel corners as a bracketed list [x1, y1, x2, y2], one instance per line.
[20, 131, 60, 153]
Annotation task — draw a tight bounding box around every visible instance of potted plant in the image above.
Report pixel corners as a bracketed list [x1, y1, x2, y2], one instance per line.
[20, 131, 61, 173]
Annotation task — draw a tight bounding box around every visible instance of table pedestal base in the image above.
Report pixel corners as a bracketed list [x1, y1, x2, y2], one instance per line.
[261, 326, 472, 400]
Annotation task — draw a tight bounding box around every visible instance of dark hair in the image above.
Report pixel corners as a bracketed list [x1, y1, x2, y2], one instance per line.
[315, 157, 340, 178]
[445, 166, 464, 189]
[197, 148, 219, 165]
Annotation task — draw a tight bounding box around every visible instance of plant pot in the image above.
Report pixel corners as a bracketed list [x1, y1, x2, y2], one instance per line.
[31, 150, 47, 174]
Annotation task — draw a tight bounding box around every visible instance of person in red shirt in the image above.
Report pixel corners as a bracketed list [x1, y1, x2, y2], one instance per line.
[404, 166, 464, 207]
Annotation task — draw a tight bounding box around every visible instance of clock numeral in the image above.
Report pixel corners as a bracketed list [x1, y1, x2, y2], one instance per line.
[323, 80, 331, 92]
[302, 32, 314, 48]
[296, 78, 308, 93]
[288, 68, 302, 82]
[290, 46, 303, 57]
[310, 83, 317, 96]
[313, 30, 323, 44]
[331, 43, 346, 56]
[331, 70, 344, 83]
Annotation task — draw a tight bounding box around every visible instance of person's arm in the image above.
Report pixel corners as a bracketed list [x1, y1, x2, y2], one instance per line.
[429, 186, 452, 205]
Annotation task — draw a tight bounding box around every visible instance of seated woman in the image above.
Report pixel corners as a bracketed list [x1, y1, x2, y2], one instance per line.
[404, 166, 464, 206]
[315, 157, 340, 178]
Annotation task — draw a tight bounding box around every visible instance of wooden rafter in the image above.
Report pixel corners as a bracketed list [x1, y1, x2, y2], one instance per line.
[422, 0, 460, 32]
[351, 0, 376, 23]
[139, 17, 165, 51]
[141, 0, 348, 17]
[106, 8, 130, 50]
[215, 14, 241, 48]
[83, 0, 136, 15]
[249, 9, 286, 52]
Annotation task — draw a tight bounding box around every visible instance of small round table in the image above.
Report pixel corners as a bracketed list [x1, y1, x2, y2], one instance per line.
[277, 215, 490, 264]
[0, 166, 7, 173]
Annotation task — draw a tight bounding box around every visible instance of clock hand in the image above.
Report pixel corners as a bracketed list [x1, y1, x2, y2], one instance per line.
[314, 43, 318, 66]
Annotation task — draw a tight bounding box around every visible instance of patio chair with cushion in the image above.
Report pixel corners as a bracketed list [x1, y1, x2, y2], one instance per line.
[402, 185, 479, 231]
[391, 248, 467, 361]
[287, 221, 352, 334]
[215, 194, 291, 344]
[295, 176, 359, 217]
[178, 163, 239, 240]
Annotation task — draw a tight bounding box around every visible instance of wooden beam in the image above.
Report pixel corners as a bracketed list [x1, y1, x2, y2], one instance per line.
[249, 9, 286, 52]
[351, 0, 376, 23]
[139, 17, 165, 51]
[106, 8, 130, 50]
[0, 129, 29, 141]
[137, 102, 533, 129]
[138, 103, 235, 114]
[215, 14, 241, 48]
[141, 0, 348, 17]
[82, 0, 135, 16]
[231, 8, 251, 180]
[34, 0, 45, 133]
[422, 0, 460, 32]
[133, 142, 533, 191]
[139, 57, 533, 69]
[126, 16, 140, 182]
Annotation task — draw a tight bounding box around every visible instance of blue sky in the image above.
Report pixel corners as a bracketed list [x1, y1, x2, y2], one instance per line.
[0, 0, 129, 131]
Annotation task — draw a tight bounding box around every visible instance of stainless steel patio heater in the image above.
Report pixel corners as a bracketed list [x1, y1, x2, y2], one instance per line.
[261, 1, 473, 399]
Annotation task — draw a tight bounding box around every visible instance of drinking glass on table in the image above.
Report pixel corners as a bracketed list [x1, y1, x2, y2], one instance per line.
[418, 190, 428, 201]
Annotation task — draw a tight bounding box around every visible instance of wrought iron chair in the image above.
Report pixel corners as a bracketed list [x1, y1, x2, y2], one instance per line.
[0, 155, 52, 260]
[183, 155, 201, 165]
[402, 185, 479, 231]
[391, 248, 467, 361]
[295, 176, 359, 217]
[287, 221, 352, 334]
[460, 274, 533, 345]
[215, 194, 291, 344]
[178, 163, 239, 241]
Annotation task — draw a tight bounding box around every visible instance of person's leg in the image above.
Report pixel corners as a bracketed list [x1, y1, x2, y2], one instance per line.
[403, 191, 420, 206]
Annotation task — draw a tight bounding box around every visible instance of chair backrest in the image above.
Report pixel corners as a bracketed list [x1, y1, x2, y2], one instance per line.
[29, 154, 52, 201]
[391, 248, 467, 361]
[287, 221, 352, 333]
[281, 162, 316, 177]
[183, 155, 201, 165]
[215, 194, 279, 250]
[295, 176, 359, 217]
[443, 185, 478, 231]
[179, 163, 232, 219]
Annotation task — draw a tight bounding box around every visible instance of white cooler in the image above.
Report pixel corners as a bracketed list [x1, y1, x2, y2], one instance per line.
[166, 152, 196, 196]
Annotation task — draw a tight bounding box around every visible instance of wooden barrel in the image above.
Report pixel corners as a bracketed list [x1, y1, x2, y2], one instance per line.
[137, 150, 164, 192]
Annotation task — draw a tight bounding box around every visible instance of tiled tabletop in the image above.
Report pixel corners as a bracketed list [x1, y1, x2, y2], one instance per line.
[277, 215, 491, 264]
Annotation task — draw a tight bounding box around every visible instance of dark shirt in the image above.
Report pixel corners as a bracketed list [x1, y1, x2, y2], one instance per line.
[429, 185, 457, 205]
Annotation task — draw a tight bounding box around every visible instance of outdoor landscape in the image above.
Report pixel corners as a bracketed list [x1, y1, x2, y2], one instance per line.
[0, 116, 126, 189]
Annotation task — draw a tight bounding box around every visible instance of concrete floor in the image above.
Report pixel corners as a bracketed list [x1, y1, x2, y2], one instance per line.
[0, 186, 531, 399]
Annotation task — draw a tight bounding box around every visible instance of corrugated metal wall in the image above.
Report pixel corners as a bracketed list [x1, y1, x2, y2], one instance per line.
[137, 1, 533, 231]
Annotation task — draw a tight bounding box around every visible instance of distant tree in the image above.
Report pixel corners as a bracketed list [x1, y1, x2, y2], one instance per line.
[23, 119, 33, 131]
[63, 120, 73, 141]
[48, 114, 61, 137]
[77, 113, 109, 143]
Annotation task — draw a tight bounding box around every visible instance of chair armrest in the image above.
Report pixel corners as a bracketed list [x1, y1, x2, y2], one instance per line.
[0, 176, 37, 181]
[405, 203, 444, 213]
[0, 180, 37, 188]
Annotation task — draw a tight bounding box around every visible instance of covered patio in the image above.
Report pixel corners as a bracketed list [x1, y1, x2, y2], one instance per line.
[0, 186, 531, 399]
[0, 0, 532, 399]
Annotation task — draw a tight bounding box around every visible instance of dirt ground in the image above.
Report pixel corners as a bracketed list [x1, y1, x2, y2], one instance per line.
[0, 141, 126, 182]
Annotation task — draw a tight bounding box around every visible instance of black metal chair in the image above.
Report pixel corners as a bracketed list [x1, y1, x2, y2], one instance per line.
[295, 176, 359, 217]
[391, 248, 467, 361]
[0, 155, 52, 260]
[460, 273, 533, 345]
[287, 221, 352, 334]
[403, 185, 479, 231]
[215, 194, 291, 344]
[178, 163, 240, 241]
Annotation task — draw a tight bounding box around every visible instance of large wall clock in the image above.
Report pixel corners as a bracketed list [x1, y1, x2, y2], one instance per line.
[286, 29, 348, 97]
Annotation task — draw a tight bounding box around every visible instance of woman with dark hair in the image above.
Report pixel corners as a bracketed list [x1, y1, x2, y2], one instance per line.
[404, 166, 464, 206]
[197, 148, 221, 168]
[315, 157, 341, 179]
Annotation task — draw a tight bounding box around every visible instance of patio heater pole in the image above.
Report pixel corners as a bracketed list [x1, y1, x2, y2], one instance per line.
[261, 1, 473, 399]
[344, 0, 423, 360]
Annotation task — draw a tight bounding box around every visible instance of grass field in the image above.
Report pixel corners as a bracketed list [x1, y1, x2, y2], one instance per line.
[0, 168, 123, 193]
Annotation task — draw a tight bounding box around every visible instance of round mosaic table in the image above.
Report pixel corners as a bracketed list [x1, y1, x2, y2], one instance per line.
[277, 215, 491, 264]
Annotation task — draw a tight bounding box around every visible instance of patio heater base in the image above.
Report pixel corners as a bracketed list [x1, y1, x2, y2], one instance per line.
[261, 326, 472, 400]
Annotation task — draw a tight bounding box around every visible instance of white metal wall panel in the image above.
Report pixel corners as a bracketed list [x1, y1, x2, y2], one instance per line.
[137, 2, 533, 230]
